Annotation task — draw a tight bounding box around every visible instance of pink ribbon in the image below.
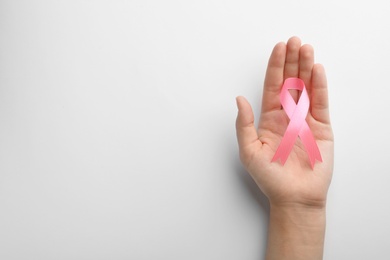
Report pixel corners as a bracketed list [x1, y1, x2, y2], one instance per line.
[271, 78, 322, 168]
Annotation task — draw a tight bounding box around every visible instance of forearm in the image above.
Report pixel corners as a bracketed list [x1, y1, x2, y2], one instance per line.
[265, 203, 326, 260]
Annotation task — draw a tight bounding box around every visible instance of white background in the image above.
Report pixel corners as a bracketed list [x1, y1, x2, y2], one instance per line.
[1, 0, 389, 259]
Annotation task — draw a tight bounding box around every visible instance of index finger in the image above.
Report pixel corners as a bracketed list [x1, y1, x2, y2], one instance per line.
[261, 42, 286, 113]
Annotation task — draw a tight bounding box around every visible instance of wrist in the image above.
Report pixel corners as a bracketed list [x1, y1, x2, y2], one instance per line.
[269, 202, 326, 229]
[266, 203, 326, 260]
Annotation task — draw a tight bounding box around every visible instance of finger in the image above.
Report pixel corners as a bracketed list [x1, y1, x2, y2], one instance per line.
[310, 64, 330, 124]
[236, 96, 261, 151]
[284, 36, 301, 103]
[261, 42, 286, 113]
[284, 36, 301, 79]
[298, 44, 314, 95]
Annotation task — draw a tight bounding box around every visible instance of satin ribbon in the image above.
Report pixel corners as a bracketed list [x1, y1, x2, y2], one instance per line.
[271, 78, 322, 168]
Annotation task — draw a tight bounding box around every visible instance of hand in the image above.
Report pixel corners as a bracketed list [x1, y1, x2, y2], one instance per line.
[235, 36, 334, 209]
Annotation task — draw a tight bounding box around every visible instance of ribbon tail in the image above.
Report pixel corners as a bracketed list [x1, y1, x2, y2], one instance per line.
[299, 123, 322, 169]
[272, 126, 300, 165]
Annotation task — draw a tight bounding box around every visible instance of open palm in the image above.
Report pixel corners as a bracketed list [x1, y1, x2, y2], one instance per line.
[236, 37, 334, 207]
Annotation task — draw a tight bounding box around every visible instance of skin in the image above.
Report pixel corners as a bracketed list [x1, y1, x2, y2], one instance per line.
[235, 37, 334, 260]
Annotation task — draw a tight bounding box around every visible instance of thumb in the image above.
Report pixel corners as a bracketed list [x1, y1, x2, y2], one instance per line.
[235, 96, 261, 153]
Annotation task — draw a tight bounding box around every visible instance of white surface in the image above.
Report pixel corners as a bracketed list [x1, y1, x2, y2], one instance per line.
[1, 0, 390, 259]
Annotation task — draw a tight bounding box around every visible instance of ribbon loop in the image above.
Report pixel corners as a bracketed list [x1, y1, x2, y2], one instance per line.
[271, 78, 322, 168]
